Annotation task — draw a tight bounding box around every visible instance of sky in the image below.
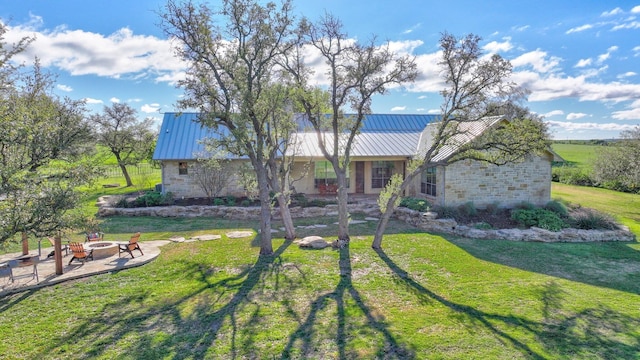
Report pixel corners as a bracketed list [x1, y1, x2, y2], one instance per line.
[1, 0, 640, 140]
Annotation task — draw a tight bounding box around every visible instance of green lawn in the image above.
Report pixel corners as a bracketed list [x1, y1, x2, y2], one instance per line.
[551, 143, 601, 170]
[1, 202, 639, 358]
[1, 159, 639, 358]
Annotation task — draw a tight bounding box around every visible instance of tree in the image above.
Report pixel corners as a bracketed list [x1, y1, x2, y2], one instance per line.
[591, 127, 640, 193]
[190, 155, 233, 202]
[90, 103, 156, 187]
[285, 13, 418, 243]
[371, 33, 549, 249]
[0, 25, 95, 246]
[161, 0, 301, 254]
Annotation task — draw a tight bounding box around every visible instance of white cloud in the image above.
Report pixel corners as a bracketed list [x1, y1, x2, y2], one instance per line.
[84, 98, 103, 104]
[612, 99, 640, 120]
[546, 120, 637, 132]
[483, 38, 513, 53]
[632, 5, 640, 13]
[56, 84, 72, 92]
[427, 109, 440, 114]
[391, 106, 406, 111]
[417, 95, 427, 99]
[634, 46, 640, 56]
[617, 72, 637, 79]
[601, 7, 623, 17]
[575, 58, 592, 68]
[141, 103, 160, 113]
[566, 112, 588, 120]
[566, 24, 593, 34]
[543, 110, 564, 118]
[110, 97, 120, 103]
[6, 23, 186, 83]
[596, 46, 618, 64]
[512, 25, 530, 32]
[402, 23, 421, 35]
[511, 49, 561, 73]
[612, 21, 640, 30]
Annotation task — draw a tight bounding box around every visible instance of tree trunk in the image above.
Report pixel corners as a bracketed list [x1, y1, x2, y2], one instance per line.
[115, 153, 133, 187]
[255, 167, 273, 255]
[276, 194, 296, 240]
[54, 234, 63, 275]
[372, 198, 395, 249]
[21, 232, 29, 255]
[336, 169, 350, 242]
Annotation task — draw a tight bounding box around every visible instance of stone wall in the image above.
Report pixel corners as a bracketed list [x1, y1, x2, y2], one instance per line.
[97, 197, 635, 243]
[161, 160, 248, 198]
[440, 155, 552, 208]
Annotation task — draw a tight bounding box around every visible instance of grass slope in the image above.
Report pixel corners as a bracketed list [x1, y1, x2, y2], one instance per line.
[1, 213, 639, 359]
[551, 143, 601, 170]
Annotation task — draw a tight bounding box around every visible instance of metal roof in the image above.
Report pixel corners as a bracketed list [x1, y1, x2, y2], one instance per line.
[152, 113, 222, 161]
[153, 112, 440, 160]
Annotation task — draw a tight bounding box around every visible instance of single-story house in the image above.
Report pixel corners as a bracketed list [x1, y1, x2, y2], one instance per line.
[152, 112, 556, 208]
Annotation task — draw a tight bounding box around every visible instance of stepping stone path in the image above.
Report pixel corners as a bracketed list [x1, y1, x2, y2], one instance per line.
[169, 234, 221, 242]
[225, 231, 254, 238]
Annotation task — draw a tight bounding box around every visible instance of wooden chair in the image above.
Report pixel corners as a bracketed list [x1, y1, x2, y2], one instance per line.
[85, 232, 104, 243]
[68, 243, 94, 265]
[46, 237, 69, 258]
[119, 232, 143, 258]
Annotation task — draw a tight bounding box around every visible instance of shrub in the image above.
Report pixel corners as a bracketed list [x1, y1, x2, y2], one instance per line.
[129, 191, 174, 207]
[458, 201, 477, 217]
[240, 199, 252, 207]
[399, 197, 431, 212]
[485, 201, 501, 216]
[291, 193, 308, 207]
[545, 200, 568, 217]
[474, 222, 493, 230]
[552, 166, 593, 186]
[570, 209, 618, 230]
[213, 198, 225, 206]
[225, 195, 236, 206]
[433, 205, 459, 219]
[511, 208, 568, 232]
[515, 201, 536, 210]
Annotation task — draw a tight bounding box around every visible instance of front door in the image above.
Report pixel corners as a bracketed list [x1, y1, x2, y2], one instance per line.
[355, 161, 365, 193]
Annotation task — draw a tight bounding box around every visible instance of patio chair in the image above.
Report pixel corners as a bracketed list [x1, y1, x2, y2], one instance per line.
[118, 232, 143, 258]
[85, 232, 104, 243]
[68, 242, 94, 265]
[46, 237, 69, 258]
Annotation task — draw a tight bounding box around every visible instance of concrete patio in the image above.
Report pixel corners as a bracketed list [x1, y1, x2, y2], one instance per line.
[0, 240, 170, 296]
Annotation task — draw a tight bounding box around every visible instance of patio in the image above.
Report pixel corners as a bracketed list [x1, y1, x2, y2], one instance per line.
[0, 240, 169, 296]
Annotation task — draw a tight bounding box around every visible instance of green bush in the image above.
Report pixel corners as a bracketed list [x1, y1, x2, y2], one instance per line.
[399, 197, 431, 212]
[119, 191, 174, 208]
[474, 222, 493, 230]
[225, 195, 237, 206]
[552, 166, 593, 186]
[511, 208, 568, 232]
[240, 199, 252, 207]
[458, 201, 477, 217]
[545, 200, 568, 217]
[213, 198, 225, 206]
[433, 205, 459, 219]
[570, 209, 618, 230]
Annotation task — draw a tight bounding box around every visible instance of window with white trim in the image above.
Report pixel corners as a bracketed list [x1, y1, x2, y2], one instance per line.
[421, 166, 436, 196]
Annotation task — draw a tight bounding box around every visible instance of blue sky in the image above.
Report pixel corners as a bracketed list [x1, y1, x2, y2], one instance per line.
[2, 0, 640, 139]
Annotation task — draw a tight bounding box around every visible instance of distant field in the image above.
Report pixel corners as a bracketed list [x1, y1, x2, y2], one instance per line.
[551, 143, 601, 169]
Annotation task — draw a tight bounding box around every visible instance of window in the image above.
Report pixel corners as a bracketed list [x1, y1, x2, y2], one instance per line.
[421, 166, 436, 196]
[371, 161, 393, 188]
[178, 162, 188, 175]
[314, 161, 349, 188]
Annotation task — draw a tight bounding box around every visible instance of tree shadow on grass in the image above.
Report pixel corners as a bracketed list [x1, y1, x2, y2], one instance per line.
[34, 239, 295, 359]
[281, 245, 416, 359]
[446, 236, 640, 295]
[374, 248, 640, 359]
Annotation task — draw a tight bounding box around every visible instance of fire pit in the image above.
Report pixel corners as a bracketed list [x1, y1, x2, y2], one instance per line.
[86, 242, 119, 259]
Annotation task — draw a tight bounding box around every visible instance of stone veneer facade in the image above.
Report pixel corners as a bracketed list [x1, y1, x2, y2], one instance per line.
[427, 154, 552, 209]
[160, 160, 248, 199]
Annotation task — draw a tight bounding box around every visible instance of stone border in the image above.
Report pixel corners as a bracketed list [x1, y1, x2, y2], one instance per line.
[96, 197, 636, 243]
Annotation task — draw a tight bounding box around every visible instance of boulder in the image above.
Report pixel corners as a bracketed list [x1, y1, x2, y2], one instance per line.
[296, 236, 330, 249]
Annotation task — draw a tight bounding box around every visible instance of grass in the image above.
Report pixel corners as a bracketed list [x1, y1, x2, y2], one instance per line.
[1, 190, 639, 358]
[1, 159, 639, 358]
[0, 215, 638, 359]
[551, 143, 601, 170]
